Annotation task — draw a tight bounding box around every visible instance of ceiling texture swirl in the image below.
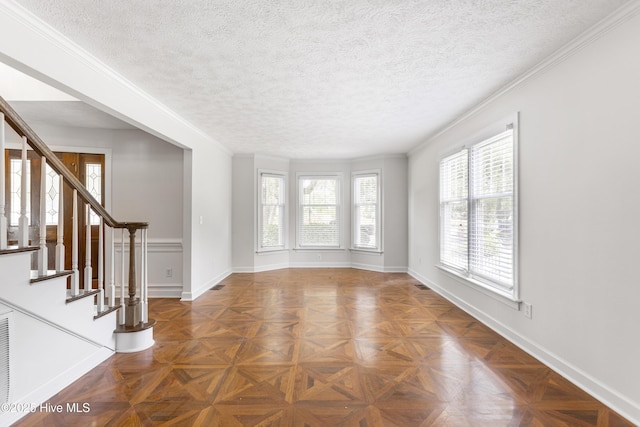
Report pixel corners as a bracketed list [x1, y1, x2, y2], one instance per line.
[12, 0, 630, 158]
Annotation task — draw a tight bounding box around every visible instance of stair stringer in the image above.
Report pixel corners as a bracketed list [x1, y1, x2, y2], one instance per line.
[0, 251, 117, 349]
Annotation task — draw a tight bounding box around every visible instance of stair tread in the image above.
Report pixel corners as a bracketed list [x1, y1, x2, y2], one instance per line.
[114, 318, 156, 333]
[0, 246, 39, 256]
[94, 305, 120, 320]
[30, 269, 74, 283]
[66, 289, 100, 303]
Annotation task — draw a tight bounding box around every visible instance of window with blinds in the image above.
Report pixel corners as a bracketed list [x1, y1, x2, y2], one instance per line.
[258, 172, 286, 250]
[298, 175, 341, 248]
[352, 172, 380, 250]
[440, 127, 517, 296]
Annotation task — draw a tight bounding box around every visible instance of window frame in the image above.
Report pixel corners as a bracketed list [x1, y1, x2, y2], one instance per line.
[438, 115, 519, 302]
[295, 172, 343, 249]
[257, 169, 288, 252]
[351, 170, 382, 252]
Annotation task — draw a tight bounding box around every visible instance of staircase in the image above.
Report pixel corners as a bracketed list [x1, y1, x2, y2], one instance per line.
[0, 95, 154, 426]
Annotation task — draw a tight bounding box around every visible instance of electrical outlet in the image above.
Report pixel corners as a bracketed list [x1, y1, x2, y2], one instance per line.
[317, 253, 322, 261]
[165, 268, 173, 278]
[523, 302, 532, 319]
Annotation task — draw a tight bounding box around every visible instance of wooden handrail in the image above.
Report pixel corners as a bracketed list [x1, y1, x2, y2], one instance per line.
[0, 95, 147, 231]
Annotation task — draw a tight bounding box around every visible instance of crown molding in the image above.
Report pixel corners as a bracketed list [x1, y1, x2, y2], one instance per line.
[408, 0, 640, 157]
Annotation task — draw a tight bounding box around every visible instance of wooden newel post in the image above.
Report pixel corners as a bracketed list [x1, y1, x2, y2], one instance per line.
[125, 225, 141, 327]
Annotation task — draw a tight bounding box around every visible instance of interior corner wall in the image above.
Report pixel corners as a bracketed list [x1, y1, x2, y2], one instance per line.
[408, 12, 640, 423]
[183, 141, 233, 300]
[382, 156, 408, 271]
[232, 155, 256, 272]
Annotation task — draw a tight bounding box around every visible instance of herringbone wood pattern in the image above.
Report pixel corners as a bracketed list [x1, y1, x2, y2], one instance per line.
[16, 269, 633, 426]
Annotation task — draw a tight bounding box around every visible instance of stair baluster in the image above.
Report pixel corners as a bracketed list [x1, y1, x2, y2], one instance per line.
[71, 189, 79, 296]
[119, 228, 125, 325]
[18, 136, 28, 247]
[37, 157, 47, 275]
[108, 227, 115, 308]
[84, 204, 92, 292]
[97, 218, 104, 312]
[55, 174, 64, 271]
[0, 113, 6, 250]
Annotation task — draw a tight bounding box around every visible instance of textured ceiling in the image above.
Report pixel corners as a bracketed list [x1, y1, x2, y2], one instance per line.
[14, 0, 629, 158]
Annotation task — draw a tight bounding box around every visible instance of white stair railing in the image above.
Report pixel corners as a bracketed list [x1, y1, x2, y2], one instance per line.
[1, 94, 152, 340]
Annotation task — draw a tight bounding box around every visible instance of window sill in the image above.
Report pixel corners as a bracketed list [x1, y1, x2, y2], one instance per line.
[293, 247, 346, 252]
[256, 248, 288, 255]
[349, 248, 383, 254]
[436, 264, 520, 310]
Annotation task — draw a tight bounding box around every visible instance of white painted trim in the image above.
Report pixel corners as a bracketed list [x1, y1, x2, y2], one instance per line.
[115, 328, 154, 353]
[234, 263, 407, 273]
[148, 284, 183, 298]
[254, 263, 289, 273]
[289, 262, 353, 269]
[408, 1, 640, 157]
[407, 269, 640, 425]
[436, 265, 520, 310]
[1, 346, 113, 426]
[181, 269, 232, 301]
[381, 266, 408, 273]
[113, 238, 182, 253]
[232, 267, 256, 273]
[116, 283, 183, 299]
[351, 262, 384, 273]
[256, 169, 288, 253]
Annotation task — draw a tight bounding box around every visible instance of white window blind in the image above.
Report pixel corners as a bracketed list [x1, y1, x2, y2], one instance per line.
[470, 132, 514, 287]
[353, 172, 380, 250]
[298, 176, 340, 247]
[440, 150, 468, 271]
[440, 128, 516, 294]
[259, 172, 286, 249]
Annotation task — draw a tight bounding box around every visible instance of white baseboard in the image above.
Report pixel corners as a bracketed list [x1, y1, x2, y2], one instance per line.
[233, 263, 408, 274]
[254, 263, 289, 273]
[147, 283, 183, 298]
[181, 269, 232, 301]
[1, 346, 113, 427]
[232, 267, 256, 273]
[407, 269, 640, 425]
[289, 262, 353, 269]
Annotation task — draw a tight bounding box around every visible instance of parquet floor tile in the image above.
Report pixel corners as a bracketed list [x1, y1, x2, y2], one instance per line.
[15, 269, 634, 426]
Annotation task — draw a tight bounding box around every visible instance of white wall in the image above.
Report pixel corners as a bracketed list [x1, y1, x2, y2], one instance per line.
[408, 10, 640, 423]
[232, 155, 256, 271]
[182, 140, 232, 300]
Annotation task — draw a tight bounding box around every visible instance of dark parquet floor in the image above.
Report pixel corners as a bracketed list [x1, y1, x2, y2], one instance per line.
[16, 269, 634, 426]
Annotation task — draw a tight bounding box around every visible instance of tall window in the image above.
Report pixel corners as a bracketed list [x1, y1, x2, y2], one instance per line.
[352, 171, 380, 250]
[297, 175, 341, 248]
[440, 126, 517, 297]
[258, 171, 286, 250]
